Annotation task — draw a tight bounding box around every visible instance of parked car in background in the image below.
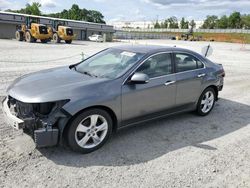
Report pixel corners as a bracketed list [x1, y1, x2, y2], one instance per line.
[88, 34, 104, 42]
[2, 45, 225, 154]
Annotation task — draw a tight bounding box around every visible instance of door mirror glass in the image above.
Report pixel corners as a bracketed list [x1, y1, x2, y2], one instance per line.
[130, 72, 149, 84]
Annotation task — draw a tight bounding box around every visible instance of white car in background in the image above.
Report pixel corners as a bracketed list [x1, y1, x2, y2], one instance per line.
[88, 34, 104, 42]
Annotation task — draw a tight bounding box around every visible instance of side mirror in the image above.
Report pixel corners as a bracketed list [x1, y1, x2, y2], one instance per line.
[130, 72, 149, 84]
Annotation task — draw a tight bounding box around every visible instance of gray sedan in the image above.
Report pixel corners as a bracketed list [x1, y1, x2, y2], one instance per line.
[2, 45, 225, 153]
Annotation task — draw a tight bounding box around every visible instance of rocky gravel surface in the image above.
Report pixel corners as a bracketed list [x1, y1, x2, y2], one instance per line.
[0, 39, 249, 188]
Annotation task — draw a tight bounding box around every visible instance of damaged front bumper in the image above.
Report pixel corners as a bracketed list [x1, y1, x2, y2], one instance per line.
[1, 96, 70, 148]
[2, 97, 24, 130]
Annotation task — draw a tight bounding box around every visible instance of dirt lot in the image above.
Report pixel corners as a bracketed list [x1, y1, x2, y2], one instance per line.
[0, 39, 250, 188]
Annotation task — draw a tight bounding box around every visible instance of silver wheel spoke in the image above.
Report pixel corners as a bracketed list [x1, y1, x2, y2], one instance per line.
[92, 134, 101, 145]
[201, 91, 214, 113]
[201, 99, 206, 105]
[202, 104, 208, 112]
[75, 114, 109, 149]
[76, 124, 89, 133]
[208, 95, 214, 101]
[77, 135, 90, 147]
[96, 122, 108, 132]
[90, 115, 99, 126]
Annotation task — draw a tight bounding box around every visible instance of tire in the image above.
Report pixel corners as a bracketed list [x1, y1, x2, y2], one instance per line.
[40, 39, 48, 43]
[25, 31, 34, 43]
[65, 40, 72, 44]
[53, 33, 60, 43]
[15, 31, 23, 41]
[67, 109, 113, 154]
[196, 87, 216, 116]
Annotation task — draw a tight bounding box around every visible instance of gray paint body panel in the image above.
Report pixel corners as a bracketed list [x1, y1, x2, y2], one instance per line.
[6, 45, 224, 130]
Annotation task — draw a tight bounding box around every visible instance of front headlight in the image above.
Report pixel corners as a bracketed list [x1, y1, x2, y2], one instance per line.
[32, 99, 70, 116]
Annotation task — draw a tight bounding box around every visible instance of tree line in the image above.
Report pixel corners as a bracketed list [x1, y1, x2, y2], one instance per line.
[154, 12, 250, 29]
[201, 12, 250, 29]
[6, 2, 106, 24]
[154, 17, 196, 29]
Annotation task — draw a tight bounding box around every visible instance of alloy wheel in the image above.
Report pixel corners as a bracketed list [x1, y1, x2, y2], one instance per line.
[74, 114, 108, 149]
[200, 91, 215, 113]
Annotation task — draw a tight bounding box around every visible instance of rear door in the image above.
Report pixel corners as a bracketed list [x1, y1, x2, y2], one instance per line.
[121, 52, 176, 124]
[174, 52, 206, 106]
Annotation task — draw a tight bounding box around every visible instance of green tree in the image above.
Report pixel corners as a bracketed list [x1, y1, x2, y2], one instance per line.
[87, 10, 105, 23]
[242, 14, 250, 29]
[8, 2, 41, 15]
[25, 2, 41, 15]
[46, 4, 106, 23]
[189, 20, 196, 29]
[154, 20, 161, 28]
[167, 16, 179, 28]
[217, 15, 228, 29]
[202, 15, 218, 29]
[180, 17, 189, 29]
[228, 12, 242, 28]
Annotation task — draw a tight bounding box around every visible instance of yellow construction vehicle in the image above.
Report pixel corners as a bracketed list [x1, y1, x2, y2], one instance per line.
[15, 17, 50, 43]
[49, 20, 75, 44]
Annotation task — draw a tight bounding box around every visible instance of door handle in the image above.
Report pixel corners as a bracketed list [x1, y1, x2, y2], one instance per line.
[164, 81, 175, 86]
[197, 73, 206, 78]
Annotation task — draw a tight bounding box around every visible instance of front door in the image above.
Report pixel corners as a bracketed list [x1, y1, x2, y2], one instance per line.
[121, 52, 176, 125]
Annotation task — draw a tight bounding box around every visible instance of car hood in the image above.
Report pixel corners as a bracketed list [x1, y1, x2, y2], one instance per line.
[7, 66, 109, 103]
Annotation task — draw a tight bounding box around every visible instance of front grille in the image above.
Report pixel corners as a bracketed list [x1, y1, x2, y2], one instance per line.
[66, 28, 73, 36]
[39, 26, 48, 34]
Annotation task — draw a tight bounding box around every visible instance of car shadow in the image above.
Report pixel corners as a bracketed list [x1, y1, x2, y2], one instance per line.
[39, 98, 250, 167]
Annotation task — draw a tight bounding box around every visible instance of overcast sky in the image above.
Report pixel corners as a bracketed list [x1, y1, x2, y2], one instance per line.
[0, 0, 250, 21]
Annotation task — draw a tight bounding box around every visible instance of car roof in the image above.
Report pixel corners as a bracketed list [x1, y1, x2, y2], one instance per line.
[111, 45, 194, 54]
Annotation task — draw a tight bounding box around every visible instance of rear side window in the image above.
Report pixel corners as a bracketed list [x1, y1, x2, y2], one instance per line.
[175, 53, 204, 72]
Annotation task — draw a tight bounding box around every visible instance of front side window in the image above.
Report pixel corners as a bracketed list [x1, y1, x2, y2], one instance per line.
[136, 53, 172, 78]
[175, 53, 204, 72]
[75, 48, 144, 79]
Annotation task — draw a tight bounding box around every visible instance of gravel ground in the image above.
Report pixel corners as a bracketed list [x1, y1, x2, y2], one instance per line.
[0, 39, 249, 188]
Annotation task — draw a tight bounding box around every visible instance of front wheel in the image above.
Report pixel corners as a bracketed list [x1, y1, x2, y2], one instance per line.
[25, 31, 35, 42]
[67, 109, 113, 153]
[196, 87, 216, 116]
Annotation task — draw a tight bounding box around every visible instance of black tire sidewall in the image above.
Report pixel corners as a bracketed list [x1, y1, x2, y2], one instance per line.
[197, 87, 216, 116]
[67, 109, 113, 154]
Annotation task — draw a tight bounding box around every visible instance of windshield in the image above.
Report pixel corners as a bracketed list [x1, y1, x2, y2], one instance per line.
[75, 48, 145, 79]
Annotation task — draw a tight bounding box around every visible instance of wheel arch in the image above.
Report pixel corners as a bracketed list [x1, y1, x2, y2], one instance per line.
[61, 105, 118, 144]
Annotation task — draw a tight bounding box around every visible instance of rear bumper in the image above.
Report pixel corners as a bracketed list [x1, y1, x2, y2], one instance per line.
[2, 97, 24, 130]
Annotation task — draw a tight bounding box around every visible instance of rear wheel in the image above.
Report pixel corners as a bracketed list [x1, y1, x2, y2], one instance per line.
[25, 31, 35, 43]
[67, 109, 113, 154]
[65, 40, 72, 44]
[15, 31, 23, 41]
[196, 87, 216, 116]
[53, 33, 61, 43]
